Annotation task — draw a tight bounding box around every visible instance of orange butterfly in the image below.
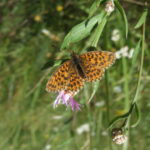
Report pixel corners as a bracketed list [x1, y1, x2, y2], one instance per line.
[46, 50, 116, 93]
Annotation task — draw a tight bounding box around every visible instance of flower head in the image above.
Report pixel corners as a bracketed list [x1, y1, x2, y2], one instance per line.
[115, 46, 135, 59]
[111, 29, 120, 42]
[111, 128, 128, 145]
[105, 1, 115, 14]
[53, 90, 80, 111]
[76, 123, 90, 135]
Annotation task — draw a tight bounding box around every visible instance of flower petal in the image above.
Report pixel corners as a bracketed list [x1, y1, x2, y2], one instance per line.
[53, 91, 64, 108]
[69, 97, 81, 111]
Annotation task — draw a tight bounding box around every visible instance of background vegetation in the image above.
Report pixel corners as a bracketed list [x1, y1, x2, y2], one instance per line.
[0, 0, 150, 150]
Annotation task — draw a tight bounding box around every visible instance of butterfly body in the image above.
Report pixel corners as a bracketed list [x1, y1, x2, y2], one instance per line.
[71, 52, 87, 79]
[46, 50, 116, 93]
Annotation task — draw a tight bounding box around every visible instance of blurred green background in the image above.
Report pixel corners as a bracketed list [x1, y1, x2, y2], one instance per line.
[0, 0, 150, 150]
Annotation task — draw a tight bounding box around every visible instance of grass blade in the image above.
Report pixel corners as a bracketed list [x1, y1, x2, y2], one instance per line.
[87, 12, 108, 47]
[114, 0, 128, 38]
[88, 0, 103, 17]
[88, 81, 99, 102]
[134, 9, 148, 29]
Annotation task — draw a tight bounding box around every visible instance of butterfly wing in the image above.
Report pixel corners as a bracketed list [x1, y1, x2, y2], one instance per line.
[84, 66, 105, 82]
[46, 60, 71, 92]
[65, 63, 84, 92]
[79, 51, 116, 82]
[46, 51, 115, 92]
[79, 51, 116, 69]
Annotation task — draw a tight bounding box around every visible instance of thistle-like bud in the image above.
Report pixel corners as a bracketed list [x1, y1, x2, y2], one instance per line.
[111, 128, 128, 145]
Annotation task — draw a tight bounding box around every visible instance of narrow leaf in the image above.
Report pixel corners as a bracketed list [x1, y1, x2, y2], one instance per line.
[114, 0, 128, 38]
[134, 9, 148, 29]
[88, 0, 103, 17]
[88, 13, 108, 47]
[132, 40, 141, 66]
[88, 81, 99, 102]
[41, 60, 55, 70]
[131, 103, 141, 128]
[108, 103, 135, 128]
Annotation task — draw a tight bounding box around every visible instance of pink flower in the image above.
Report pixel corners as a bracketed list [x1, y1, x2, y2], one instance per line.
[53, 90, 80, 111]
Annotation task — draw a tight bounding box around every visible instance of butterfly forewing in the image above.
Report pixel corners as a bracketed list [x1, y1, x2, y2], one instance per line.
[79, 51, 116, 69]
[46, 60, 71, 92]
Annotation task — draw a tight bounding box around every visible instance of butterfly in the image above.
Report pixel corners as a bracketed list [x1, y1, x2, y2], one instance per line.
[46, 50, 116, 93]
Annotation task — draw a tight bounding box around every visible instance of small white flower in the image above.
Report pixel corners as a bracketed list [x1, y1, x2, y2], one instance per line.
[76, 123, 90, 135]
[42, 29, 60, 41]
[111, 29, 120, 42]
[120, 46, 129, 57]
[115, 46, 134, 59]
[115, 51, 122, 59]
[44, 144, 52, 150]
[101, 131, 108, 136]
[95, 101, 105, 107]
[42, 29, 51, 37]
[91, 131, 96, 136]
[113, 86, 122, 93]
[52, 115, 63, 120]
[128, 48, 134, 59]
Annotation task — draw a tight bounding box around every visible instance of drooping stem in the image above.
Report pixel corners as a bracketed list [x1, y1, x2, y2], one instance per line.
[123, 15, 146, 150]
[105, 71, 112, 150]
[132, 21, 145, 104]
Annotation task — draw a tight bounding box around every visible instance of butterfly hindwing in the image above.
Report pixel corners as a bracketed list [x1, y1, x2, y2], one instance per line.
[84, 66, 105, 82]
[65, 64, 84, 92]
[46, 60, 71, 92]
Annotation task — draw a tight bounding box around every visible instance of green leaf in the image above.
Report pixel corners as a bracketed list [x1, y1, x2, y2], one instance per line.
[41, 60, 55, 70]
[131, 40, 141, 66]
[114, 0, 128, 38]
[41, 59, 65, 70]
[131, 103, 141, 128]
[61, 12, 106, 50]
[53, 59, 65, 67]
[134, 9, 148, 29]
[108, 103, 135, 128]
[88, 0, 103, 17]
[88, 13, 108, 47]
[88, 81, 100, 102]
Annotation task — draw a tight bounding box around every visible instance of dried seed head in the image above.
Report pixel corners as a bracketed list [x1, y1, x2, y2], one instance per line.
[105, 1, 115, 14]
[111, 128, 128, 145]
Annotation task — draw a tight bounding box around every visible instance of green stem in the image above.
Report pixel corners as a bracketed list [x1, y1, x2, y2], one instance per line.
[123, 16, 146, 150]
[132, 21, 145, 104]
[122, 49, 130, 150]
[84, 85, 93, 150]
[105, 72, 112, 150]
[105, 72, 110, 123]
[122, 57, 130, 110]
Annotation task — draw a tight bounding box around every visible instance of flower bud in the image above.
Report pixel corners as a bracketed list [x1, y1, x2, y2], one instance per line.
[111, 128, 128, 145]
[105, 1, 115, 14]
